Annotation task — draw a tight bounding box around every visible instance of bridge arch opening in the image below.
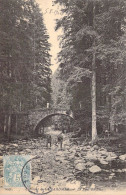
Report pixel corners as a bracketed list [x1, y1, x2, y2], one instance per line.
[34, 113, 74, 134]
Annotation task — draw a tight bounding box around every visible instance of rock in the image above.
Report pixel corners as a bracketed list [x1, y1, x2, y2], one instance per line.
[90, 147, 95, 152]
[118, 144, 122, 148]
[86, 145, 91, 150]
[86, 152, 97, 161]
[76, 147, 81, 152]
[55, 156, 64, 162]
[105, 155, 113, 162]
[79, 145, 86, 150]
[64, 145, 70, 150]
[99, 147, 106, 151]
[109, 152, 118, 159]
[80, 151, 87, 157]
[68, 153, 75, 160]
[89, 165, 101, 173]
[75, 152, 81, 157]
[12, 144, 18, 147]
[105, 153, 117, 161]
[81, 185, 86, 190]
[0, 145, 4, 148]
[99, 159, 108, 165]
[102, 169, 109, 173]
[75, 163, 86, 171]
[93, 145, 99, 150]
[75, 153, 81, 157]
[119, 154, 126, 161]
[25, 149, 31, 153]
[109, 173, 115, 180]
[56, 151, 64, 156]
[71, 149, 76, 154]
[74, 159, 85, 165]
[117, 169, 123, 173]
[85, 161, 94, 167]
[19, 151, 25, 155]
[109, 176, 113, 180]
[98, 150, 108, 156]
[97, 154, 106, 160]
[110, 173, 115, 176]
[69, 146, 77, 152]
[122, 169, 126, 172]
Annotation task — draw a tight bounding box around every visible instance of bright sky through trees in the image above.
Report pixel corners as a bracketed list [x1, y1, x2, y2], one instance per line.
[36, 0, 62, 73]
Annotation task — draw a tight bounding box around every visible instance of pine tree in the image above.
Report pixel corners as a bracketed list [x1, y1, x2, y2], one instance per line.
[0, 0, 52, 136]
[54, 0, 126, 141]
[25, 0, 52, 108]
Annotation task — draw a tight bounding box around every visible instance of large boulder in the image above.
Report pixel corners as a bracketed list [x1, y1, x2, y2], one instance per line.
[119, 154, 126, 161]
[122, 169, 126, 172]
[86, 152, 98, 161]
[108, 152, 118, 159]
[99, 159, 108, 165]
[105, 155, 113, 162]
[75, 163, 86, 171]
[105, 152, 117, 162]
[89, 165, 101, 173]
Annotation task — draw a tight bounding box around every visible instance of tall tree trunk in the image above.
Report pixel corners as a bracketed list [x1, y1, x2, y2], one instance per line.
[91, 2, 97, 143]
[4, 115, 7, 134]
[7, 114, 11, 140]
[109, 94, 115, 131]
[16, 114, 18, 135]
[20, 100, 22, 112]
[92, 49, 97, 142]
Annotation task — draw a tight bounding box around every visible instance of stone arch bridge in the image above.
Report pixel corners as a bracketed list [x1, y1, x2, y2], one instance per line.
[0, 109, 74, 135]
[28, 108, 74, 132]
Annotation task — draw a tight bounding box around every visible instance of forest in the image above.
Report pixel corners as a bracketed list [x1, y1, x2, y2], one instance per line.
[0, 0, 52, 137]
[52, 0, 126, 141]
[0, 0, 126, 192]
[0, 0, 125, 141]
[0, 0, 52, 112]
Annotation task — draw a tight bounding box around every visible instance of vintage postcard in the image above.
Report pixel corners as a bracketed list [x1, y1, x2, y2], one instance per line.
[0, 0, 126, 195]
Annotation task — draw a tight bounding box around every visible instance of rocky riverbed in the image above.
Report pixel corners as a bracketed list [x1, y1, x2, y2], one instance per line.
[0, 131, 126, 192]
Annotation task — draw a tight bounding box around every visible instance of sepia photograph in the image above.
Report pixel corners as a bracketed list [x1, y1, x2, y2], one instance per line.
[0, 0, 126, 194]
